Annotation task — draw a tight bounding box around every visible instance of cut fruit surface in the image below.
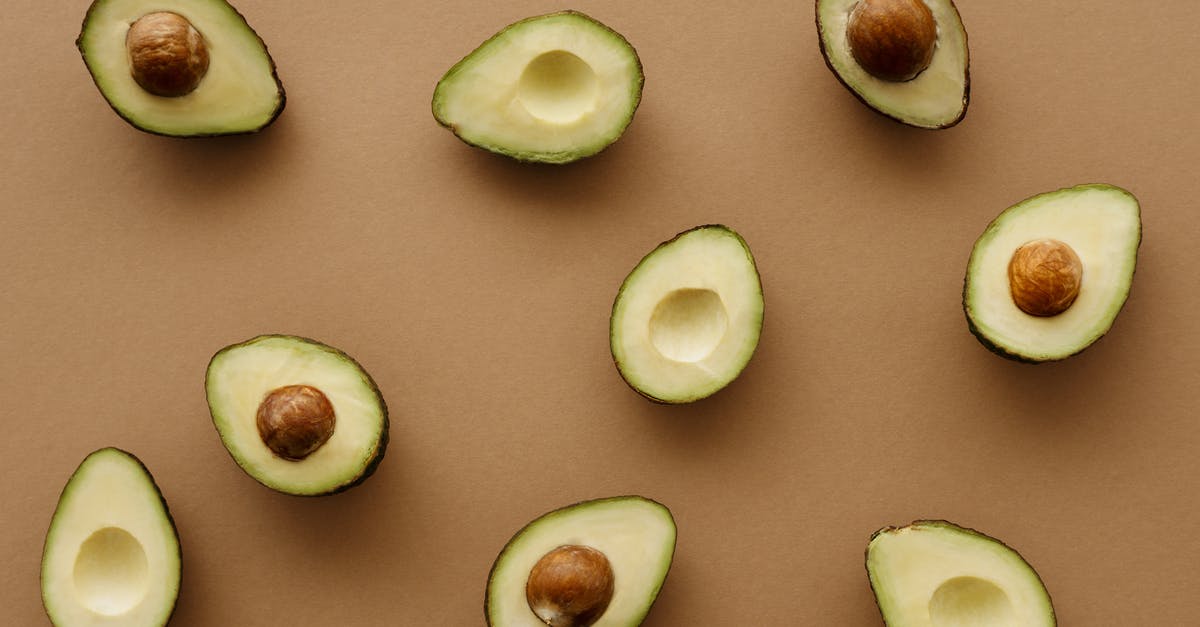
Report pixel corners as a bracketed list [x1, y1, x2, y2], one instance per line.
[433, 10, 643, 163]
[816, 0, 969, 128]
[867, 520, 1055, 627]
[611, 225, 763, 403]
[205, 335, 388, 496]
[964, 184, 1141, 362]
[41, 448, 181, 627]
[77, 0, 285, 136]
[486, 496, 676, 627]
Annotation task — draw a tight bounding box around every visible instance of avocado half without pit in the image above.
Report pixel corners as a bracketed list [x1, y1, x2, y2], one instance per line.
[433, 11, 644, 164]
[610, 225, 764, 404]
[816, 0, 969, 128]
[485, 496, 676, 627]
[41, 448, 181, 627]
[77, 0, 285, 136]
[867, 520, 1056, 626]
[964, 184, 1141, 362]
[205, 335, 389, 496]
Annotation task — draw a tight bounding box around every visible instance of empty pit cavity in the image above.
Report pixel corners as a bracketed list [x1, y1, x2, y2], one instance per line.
[928, 576, 1016, 627]
[517, 51, 599, 124]
[649, 288, 728, 363]
[73, 527, 149, 616]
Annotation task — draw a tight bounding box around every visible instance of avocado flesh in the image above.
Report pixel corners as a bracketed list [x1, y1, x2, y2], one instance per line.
[867, 521, 1055, 627]
[816, 0, 969, 128]
[77, 0, 284, 136]
[205, 335, 388, 496]
[964, 184, 1141, 362]
[486, 496, 676, 627]
[433, 11, 643, 164]
[610, 225, 764, 404]
[41, 448, 181, 627]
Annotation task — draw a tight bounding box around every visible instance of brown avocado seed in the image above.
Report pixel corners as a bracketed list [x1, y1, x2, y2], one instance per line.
[846, 0, 938, 82]
[126, 12, 210, 97]
[526, 545, 615, 627]
[256, 385, 336, 461]
[1008, 238, 1084, 317]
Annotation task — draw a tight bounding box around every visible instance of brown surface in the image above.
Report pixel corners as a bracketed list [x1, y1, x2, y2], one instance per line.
[3, 1, 1200, 625]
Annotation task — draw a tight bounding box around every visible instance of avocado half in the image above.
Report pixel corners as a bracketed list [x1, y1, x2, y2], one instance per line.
[964, 184, 1141, 362]
[433, 10, 644, 164]
[867, 520, 1055, 626]
[610, 225, 764, 404]
[77, 0, 285, 136]
[485, 496, 676, 627]
[205, 335, 389, 496]
[41, 448, 181, 627]
[816, 0, 969, 128]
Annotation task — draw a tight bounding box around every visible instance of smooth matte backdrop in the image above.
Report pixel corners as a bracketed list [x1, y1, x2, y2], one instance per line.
[3, 1, 1199, 624]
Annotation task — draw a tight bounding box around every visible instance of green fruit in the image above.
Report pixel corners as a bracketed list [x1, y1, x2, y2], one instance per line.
[964, 184, 1141, 362]
[433, 10, 643, 164]
[610, 225, 764, 403]
[77, 0, 285, 136]
[41, 448, 181, 627]
[205, 335, 389, 496]
[867, 520, 1056, 626]
[486, 496, 676, 627]
[816, 0, 969, 128]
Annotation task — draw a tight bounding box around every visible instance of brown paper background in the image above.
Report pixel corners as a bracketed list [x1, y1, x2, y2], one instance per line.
[3, 1, 1199, 624]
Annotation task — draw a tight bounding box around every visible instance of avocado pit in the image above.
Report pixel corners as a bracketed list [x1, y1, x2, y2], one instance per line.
[126, 12, 209, 97]
[846, 0, 937, 82]
[256, 384, 336, 461]
[1007, 238, 1083, 317]
[526, 544, 615, 627]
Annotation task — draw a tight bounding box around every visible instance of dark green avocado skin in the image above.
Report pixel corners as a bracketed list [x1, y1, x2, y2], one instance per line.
[41, 447, 182, 627]
[205, 335, 389, 497]
[76, 0, 286, 138]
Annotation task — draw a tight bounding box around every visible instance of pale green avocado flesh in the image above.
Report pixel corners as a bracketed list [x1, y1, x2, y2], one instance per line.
[611, 225, 764, 403]
[486, 496, 676, 627]
[77, 0, 284, 136]
[205, 335, 388, 496]
[433, 11, 643, 164]
[41, 448, 181, 627]
[964, 184, 1141, 362]
[867, 521, 1055, 627]
[816, 0, 969, 128]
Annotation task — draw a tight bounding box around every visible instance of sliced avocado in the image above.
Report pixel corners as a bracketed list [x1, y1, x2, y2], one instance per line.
[205, 335, 389, 496]
[41, 448, 181, 627]
[485, 496, 676, 627]
[867, 520, 1055, 626]
[433, 10, 643, 164]
[610, 225, 764, 404]
[77, 0, 285, 136]
[964, 184, 1141, 362]
[816, 0, 969, 128]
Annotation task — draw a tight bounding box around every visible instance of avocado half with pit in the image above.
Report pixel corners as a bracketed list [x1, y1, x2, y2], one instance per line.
[77, 0, 285, 136]
[816, 0, 969, 128]
[205, 335, 389, 496]
[867, 520, 1055, 626]
[610, 225, 764, 404]
[485, 496, 676, 627]
[41, 448, 181, 627]
[964, 184, 1141, 362]
[433, 10, 643, 164]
